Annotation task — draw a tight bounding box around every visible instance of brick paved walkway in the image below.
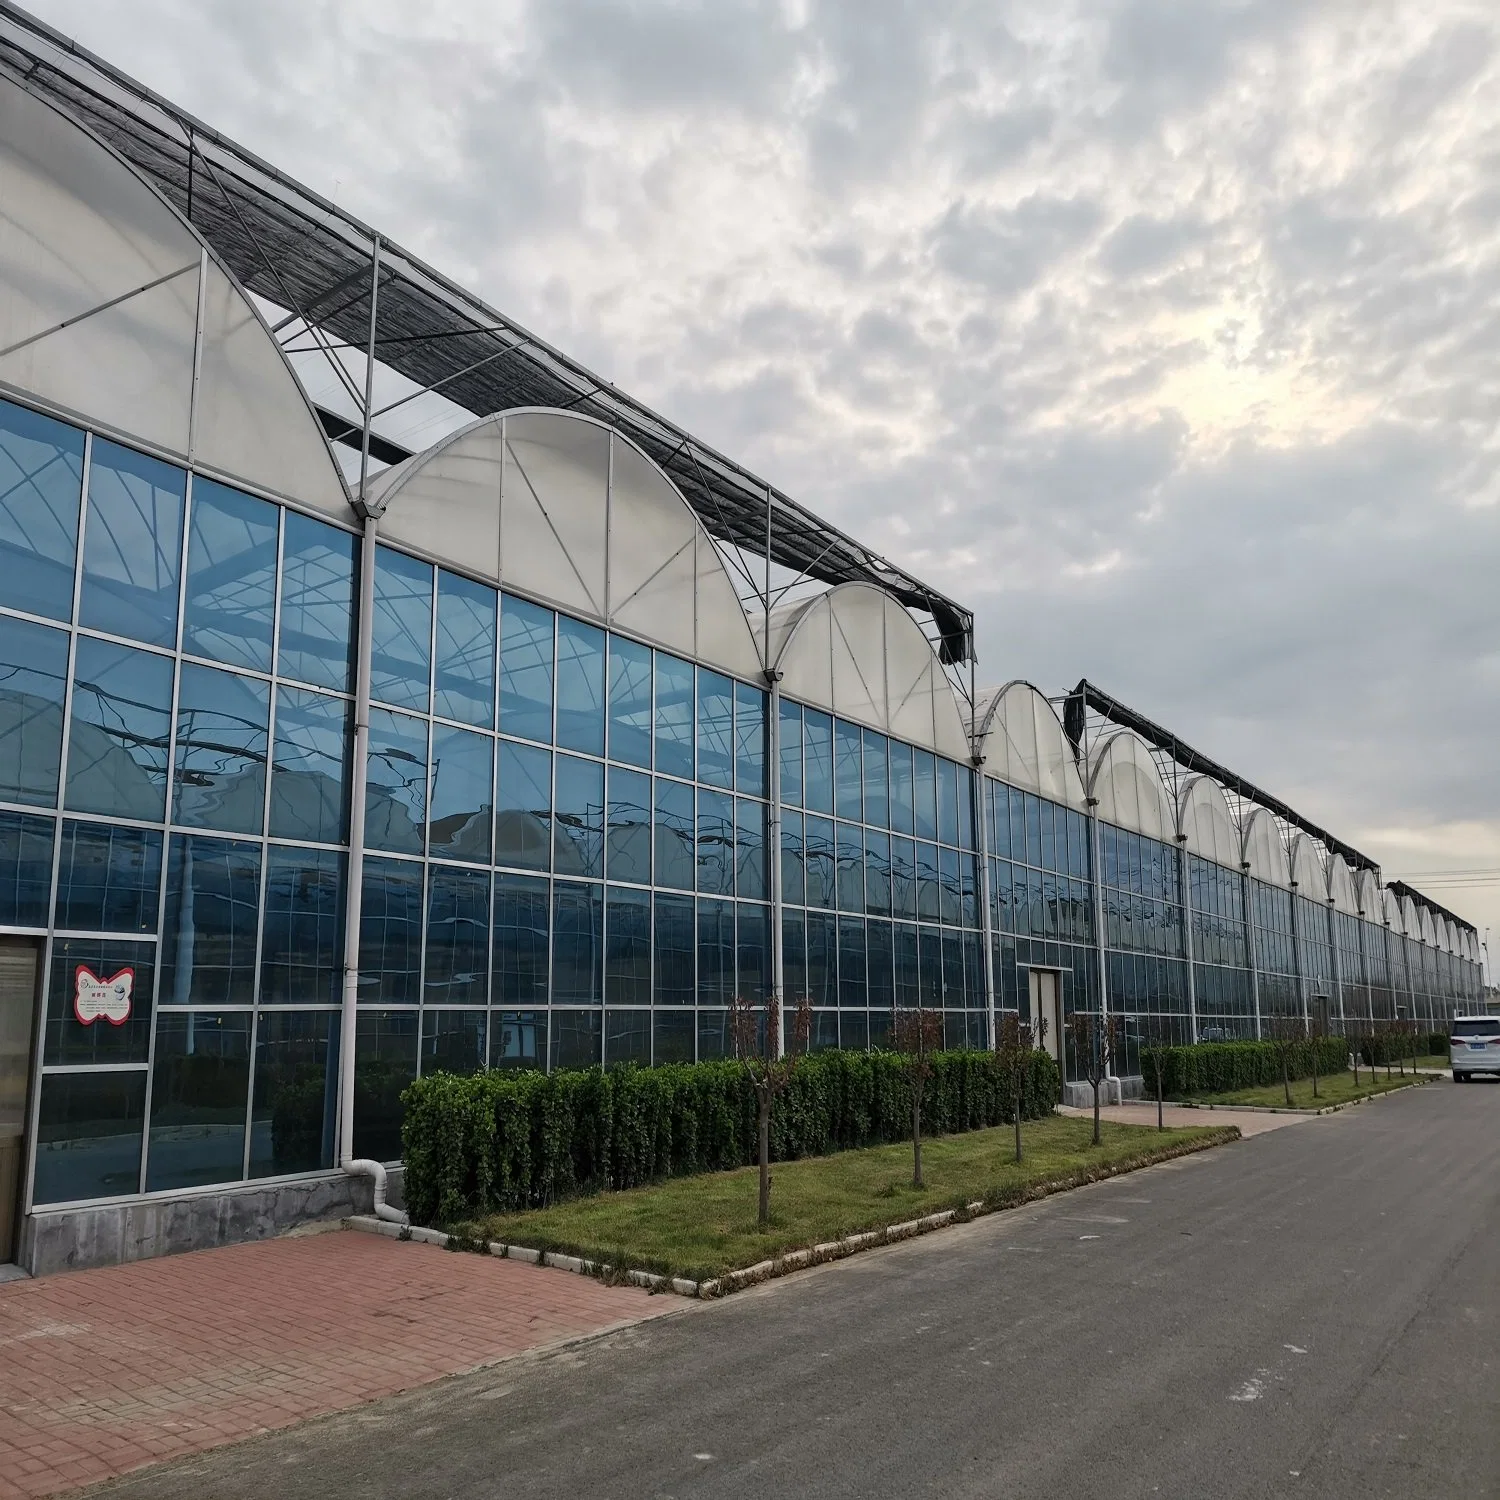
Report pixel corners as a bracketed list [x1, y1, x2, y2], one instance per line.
[0, 1228, 678, 1498]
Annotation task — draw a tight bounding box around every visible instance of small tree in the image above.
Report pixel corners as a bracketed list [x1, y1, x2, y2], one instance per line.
[892, 1005, 944, 1188]
[995, 1011, 1038, 1163]
[1267, 1013, 1306, 1107]
[1307, 1000, 1328, 1100]
[730, 991, 813, 1229]
[1066, 1010, 1122, 1147]
[1140, 1015, 1174, 1131]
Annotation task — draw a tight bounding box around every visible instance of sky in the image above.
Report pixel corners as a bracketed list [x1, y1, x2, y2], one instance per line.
[27, 0, 1500, 954]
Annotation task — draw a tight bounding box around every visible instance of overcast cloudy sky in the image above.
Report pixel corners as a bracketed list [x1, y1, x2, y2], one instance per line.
[30, 0, 1500, 947]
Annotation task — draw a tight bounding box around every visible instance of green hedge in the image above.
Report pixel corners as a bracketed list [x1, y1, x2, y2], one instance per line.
[1358, 1031, 1449, 1066]
[401, 1047, 1061, 1227]
[1140, 1037, 1349, 1097]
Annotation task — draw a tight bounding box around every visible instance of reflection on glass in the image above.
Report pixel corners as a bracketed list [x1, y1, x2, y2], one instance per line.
[737, 900, 769, 1003]
[736, 798, 766, 901]
[696, 670, 734, 789]
[0, 613, 68, 807]
[895, 921, 919, 1006]
[835, 822, 863, 913]
[146, 1011, 251, 1191]
[916, 842, 941, 922]
[371, 545, 432, 712]
[425, 865, 489, 1005]
[550, 1009, 601, 1070]
[806, 909, 837, 1007]
[269, 686, 349, 844]
[65, 637, 173, 821]
[0, 396, 83, 622]
[607, 634, 652, 769]
[653, 1010, 695, 1063]
[0, 809, 52, 927]
[260, 847, 344, 1005]
[938, 758, 960, 848]
[918, 925, 942, 1008]
[654, 652, 694, 779]
[653, 777, 694, 891]
[495, 739, 551, 871]
[803, 709, 833, 814]
[173, 663, 269, 835]
[606, 765, 651, 884]
[79, 438, 184, 647]
[778, 700, 803, 807]
[862, 730, 889, 829]
[555, 615, 606, 756]
[358, 857, 423, 1005]
[249, 1010, 339, 1177]
[353, 1010, 418, 1161]
[421, 1009, 486, 1075]
[606, 1007, 650, 1065]
[834, 721, 862, 823]
[780, 808, 805, 905]
[552, 880, 602, 1004]
[605, 886, 650, 1006]
[499, 593, 554, 743]
[183, 479, 277, 672]
[864, 828, 891, 917]
[867, 919, 894, 1010]
[735, 683, 766, 798]
[493, 1010, 545, 1070]
[32, 1070, 146, 1206]
[428, 725, 492, 863]
[913, 749, 938, 843]
[939, 844, 962, 925]
[493, 872, 549, 1007]
[44, 937, 155, 1066]
[159, 835, 259, 1005]
[553, 753, 603, 878]
[54, 821, 161, 933]
[888, 740, 915, 836]
[696, 788, 734, 897]
[891, 836, 917, 921]
[697, 897, 734, 1007]
[278, 512, 357, 693]
[782, 910, 806, 1003]
[434, 570, 496, 727]
[653, 892, 694, 1006]
[804, 814, 835, 910]
[838, 916, 865, 1007]
[365, 707, 427, 855]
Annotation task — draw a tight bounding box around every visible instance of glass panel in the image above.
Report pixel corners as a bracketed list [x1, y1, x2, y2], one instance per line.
[989, 780, 1010, 859]
[278, 512, 357, 693]
[65, 638, 173, 821]
[737, 900, 769, 1003]
[550, 1009, 601, 1070]
[836, 822, 864, 913]
[493, 1011, 545, 1070]
[653, 777, 694, 891]
[259, 847, 344, 1005]
[780, 807, 805, 906]
[918, 925, 942, 1008]
[55, 821, 161, 933]
[353, 1010, 418, 1161]
[358, 857, 423, 1005]
[696, 669, 734, 788]
[553, 753, 604, 878]
[653, 891, 694, 1005]
[653, 652, 694, 780]
[606, 765, 652, 884]
[79, 439, 184, 648]
[499, 593, 555, 743]
[428, 725, 492, 863]
[173, 663, 269, 835]
[424, 865, 489, 1006]
[371, 545, 432, 712]
[269, 686, 349, 845]
[365, 708, 427, 855]
[891, 835, 917, 921]
[778, 699, 803, 807]
[735, 683, 766, 797]
[942, 929, 963, 1007]
[696, 787, 735, 896]
[735, 797, 766, 902]
[44, 937, 154, 1065]
[895, 921, 920, 1006]
[32, 1070, 146, 1205]
[957, 767, 976, 852]
[0, 397, 83, 621]
[552, 880, 602, 1003]
[434, 570, 496, 728]
[1040, 800, 1056, 873]
[0, 809, 52, 926]
[182, 478, 276, 672]
[492, 872, 550, 1007]
[555, 615, 606, 756]
[938, 759, 960, 848]
[865, 828, 892, 917]
[783, 908, 806, 1003]
[888, 740, 914, 837]
[914, 749, 938, 842]
[249, 1010, 339, 1177]
[867, 918, 894, 1011]
[917, 842, 941, 921]
[838, 916, 866, 1007]
[146, 1011, 251, 1191]
[697, 897, 734, 1007]
[607, 634, 652, 768]
[605, 1008, 650, 1065]
[421, 1009, 486, 1074]
[939, 845, 962, 925]
[804, 814, 835, 910]
[605, 885, 651, 1006]
[0, 614, 68, 807]
[653, 1010, 695, 1064]
[804, 711, 834, 814]
[495, 739, 551, 871]
[159, 836, 259, 1005]
[698, 1009, 731, 1060]
[834, 720, 863, 822]
[806, 909, 837, 1007]
[863, 730, 889, 829]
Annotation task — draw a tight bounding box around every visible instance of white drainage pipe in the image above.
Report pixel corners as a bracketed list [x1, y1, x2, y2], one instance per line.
[345, 1158, 408, 1226]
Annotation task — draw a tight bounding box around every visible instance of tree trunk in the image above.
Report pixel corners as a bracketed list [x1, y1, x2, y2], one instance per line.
[1091, 1077, 1101, 1146]
[1156, 1064, 1164, 1131]
[911, 1087, 923, 1189]
[1282, 1049, 1292, 1108]
[757, 1093, 772, 1229]
[1013, 1076, 1023, 1163]
[1311, 1044, 1320, 1099]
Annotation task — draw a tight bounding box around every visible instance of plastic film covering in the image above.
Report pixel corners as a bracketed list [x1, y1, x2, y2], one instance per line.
[768, 583, 970, 760]
[1087, 731, 1174, 843]
[1383, 888, 1404, 932]
[1178, 774, 1239, 867]
[970, 681, 1087, 810]
[1242, 808, 1290, 887]
[369, 410, 761, 679]
[1354, 867, 1382, 919]
[1289, 835, 1329, 900]
[1328, 854, 1358, 917]
[1418, 905, 1436, 947]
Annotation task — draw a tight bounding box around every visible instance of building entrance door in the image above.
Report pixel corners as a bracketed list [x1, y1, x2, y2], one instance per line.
[1028, 969, 1062, 1065]
[0, 941, 39, 1265]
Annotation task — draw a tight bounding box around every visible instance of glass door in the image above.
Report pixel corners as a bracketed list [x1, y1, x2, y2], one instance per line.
[0, 941, 39, 1265]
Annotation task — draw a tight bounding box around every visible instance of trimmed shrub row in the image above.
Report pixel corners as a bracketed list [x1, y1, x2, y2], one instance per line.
[1140, 1038, 1349, 1097]
[401, 1047, 1061, 1227]
[1359, 1030, 1449, 1066]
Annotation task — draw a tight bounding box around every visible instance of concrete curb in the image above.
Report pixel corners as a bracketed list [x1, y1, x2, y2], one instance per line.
[344, 1127, 1239, 1302]
[1164, 1074, 1434, 1116]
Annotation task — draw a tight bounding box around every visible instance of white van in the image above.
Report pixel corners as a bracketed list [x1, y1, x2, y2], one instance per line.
[1450, 1016, 1500, 1082]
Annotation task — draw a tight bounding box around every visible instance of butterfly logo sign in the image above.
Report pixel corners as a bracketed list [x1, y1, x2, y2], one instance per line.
[74, 966, 134, 1026]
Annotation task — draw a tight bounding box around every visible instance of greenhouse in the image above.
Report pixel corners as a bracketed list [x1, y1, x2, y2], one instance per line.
[0, 6, 1483, 1273]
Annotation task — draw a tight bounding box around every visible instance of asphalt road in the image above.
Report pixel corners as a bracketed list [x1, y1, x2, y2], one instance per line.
[95, 1081, 1499, 1500]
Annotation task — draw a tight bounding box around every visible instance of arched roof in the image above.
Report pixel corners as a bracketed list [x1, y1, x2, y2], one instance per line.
[1289, 834, 1329, 901]
[1242, 808, 1290, 887]
[1178, 775, 1239, 866]
[1435, 918, 1451, 954]
[1354, 868, 1383, 920]
[1418, 906, 1436, 946]
[971, 681, 1086, 810]
[0, 72, 346, 517]
[1087, 731, 1175, 844]
[763, 582, 970, 760]
[367, 408, 761, 680]
[1328, 855, 1358, 917]
[1383, 888, 1404, 932]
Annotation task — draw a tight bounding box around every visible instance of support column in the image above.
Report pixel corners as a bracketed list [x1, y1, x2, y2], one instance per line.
[1242, 865, 1262, 1040]
[976, 764, 997, 1051]
[1328, 900, 1345, 1036]
[767, 672, 785, 1058]
[1087, 800, 1109, 1083]
[1178, 836, 1198, 1045]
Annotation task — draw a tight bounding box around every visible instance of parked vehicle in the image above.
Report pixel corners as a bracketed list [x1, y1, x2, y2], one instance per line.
[1449, 1016, 1500, 1082]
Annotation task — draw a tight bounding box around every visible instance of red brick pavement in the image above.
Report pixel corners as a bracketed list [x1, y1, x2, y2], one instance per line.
[0, 1228, 678, 1498]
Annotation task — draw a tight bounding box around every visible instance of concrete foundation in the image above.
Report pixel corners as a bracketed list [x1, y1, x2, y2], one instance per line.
[18, 1167, 407, 1278]
[1060, 1076, 1142, 1109]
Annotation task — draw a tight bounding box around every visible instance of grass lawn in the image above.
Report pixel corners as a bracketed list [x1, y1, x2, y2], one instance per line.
[1174, 1069, 1430, 1110]
[467, 1116, 1230, 1284]
[1409, 1054, 1451, 1072]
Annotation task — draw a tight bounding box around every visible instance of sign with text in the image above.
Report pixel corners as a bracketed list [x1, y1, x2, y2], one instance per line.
[74, 966, 134, 1026]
